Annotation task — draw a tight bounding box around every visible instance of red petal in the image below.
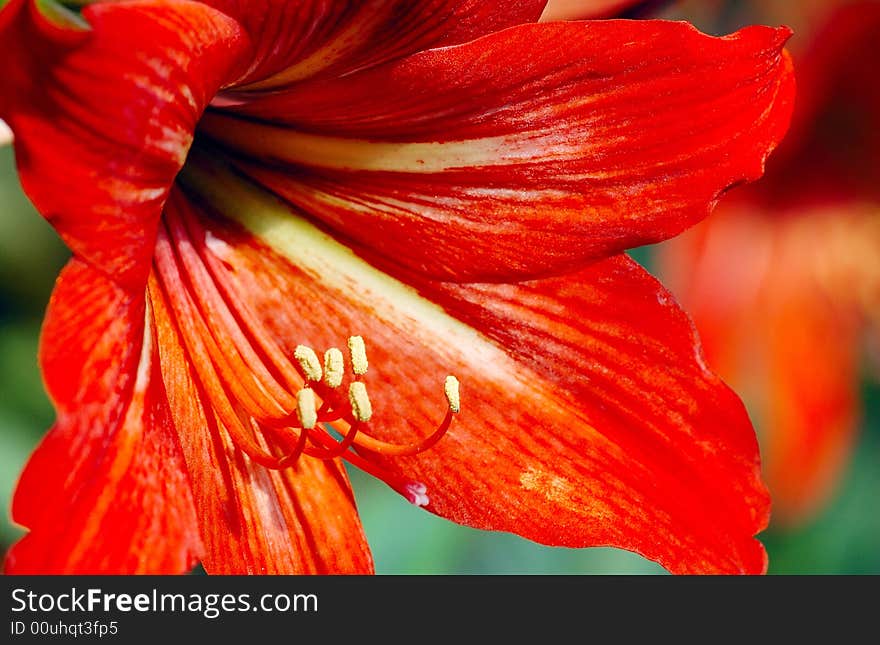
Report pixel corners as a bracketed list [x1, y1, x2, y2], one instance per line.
[202, 20, 794, 282]
[148, 235, 374, 574]
[0, 0, 247, 288]
[5, 259, 200, 574]
[206, 0, 547, 88]
[659, 209, 874, 524]
[181, 172, 769, 574]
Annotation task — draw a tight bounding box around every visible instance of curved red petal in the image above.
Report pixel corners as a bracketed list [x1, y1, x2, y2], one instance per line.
[148, 237, 374, 574]
[0, 0, 248, 288]
[206, 0, 547, 88]
[405, 257, 769, 574]
[180, 172, 769, 574]
[203, 20, 794, 282]
[5, 259, 200, 574]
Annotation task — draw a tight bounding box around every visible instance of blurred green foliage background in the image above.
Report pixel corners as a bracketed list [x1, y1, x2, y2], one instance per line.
[2, 138, 877, 573]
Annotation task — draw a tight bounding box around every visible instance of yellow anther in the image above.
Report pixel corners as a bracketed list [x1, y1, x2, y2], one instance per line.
[323, 347, 345, 388]
[294, 345, 322, 382]
[347, 335, 368, 376]
[348, 381, 373, 422]
[444, 375, 460, 414]
[296, 388, 318, 430]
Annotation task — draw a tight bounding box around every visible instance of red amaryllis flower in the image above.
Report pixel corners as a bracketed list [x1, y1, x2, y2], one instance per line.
[659, 1, 879, 526]
[0, 0, 794, 574]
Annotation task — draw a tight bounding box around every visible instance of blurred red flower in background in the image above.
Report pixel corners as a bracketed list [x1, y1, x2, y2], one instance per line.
[541, 0, 664, 20]
[0, 0, 793, 573]
[659, 1, 880, 526]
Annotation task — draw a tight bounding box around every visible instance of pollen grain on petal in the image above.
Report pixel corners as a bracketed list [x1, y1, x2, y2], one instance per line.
[348, 335, 368, 375]
[294, 344, 323, 382]
[296, 388, 318, 430]
[519, 466, 579, 514]
[348, 381, 373, 422]
[323, 347, 345, 388]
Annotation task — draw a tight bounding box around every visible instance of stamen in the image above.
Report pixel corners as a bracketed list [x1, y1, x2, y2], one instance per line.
[274, 419, 311, 467]
[153, 231, 291, 469]
[294, 345, 323, 382]
[250, 417, 321, 466]
[296, 388, 318, 430]
[444, 375, 460, 414]
[166, 205, 303, 410]
[156, 196, 457, 497]
[315, 437, 431, 507]
[350, 408, 452, 456]
[165, 212, 292, 419]
[338, 377, 456, 456]
[323, 347, 345, 388]
[348, 381, 373, 422]
[348, 335, 368, 375]
[303, 422, 360, 459]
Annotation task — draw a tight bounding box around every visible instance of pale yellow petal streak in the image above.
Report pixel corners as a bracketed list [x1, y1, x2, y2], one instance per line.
[198, 112, 580, 174]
